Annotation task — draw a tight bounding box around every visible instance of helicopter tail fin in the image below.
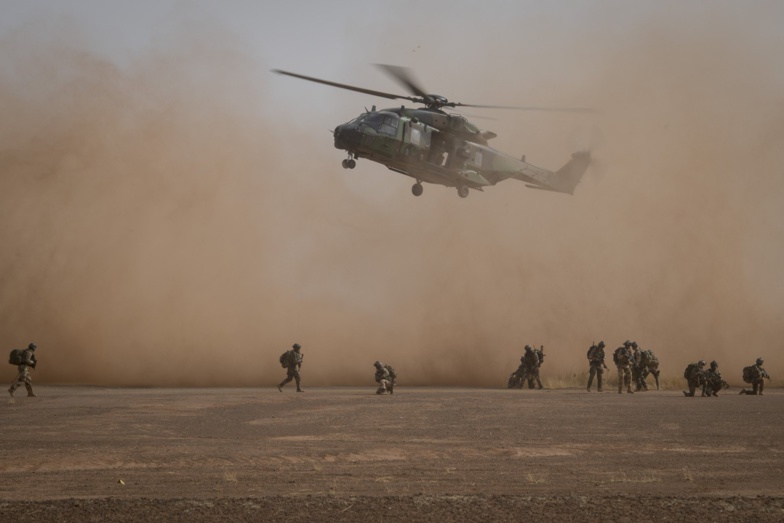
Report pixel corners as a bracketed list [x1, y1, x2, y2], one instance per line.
[545, 151, 591, 195]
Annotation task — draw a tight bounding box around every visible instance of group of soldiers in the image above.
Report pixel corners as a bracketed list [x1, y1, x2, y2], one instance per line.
[507, 345, 545, 390]
[276, 343, 397, 395]
[585, 340, 660, 393]
[682, 357, 771, 397]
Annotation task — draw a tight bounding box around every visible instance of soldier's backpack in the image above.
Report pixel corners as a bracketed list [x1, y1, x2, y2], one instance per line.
[8, 349, 23, 366]
[535, 349, 544, 366]
[279, 351, 290, 368]
[742, 365, 755, 383]
[613, 347, 622, 365]
[384, 364, 397, 381]
[684, 363, 698, 380]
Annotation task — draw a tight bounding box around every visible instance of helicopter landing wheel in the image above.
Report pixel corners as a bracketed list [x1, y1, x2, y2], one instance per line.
[347, 159, 356, 169]
[412, 183, 423, 197]
[341, 159, 349, 169]
[457, 185, 470, 198]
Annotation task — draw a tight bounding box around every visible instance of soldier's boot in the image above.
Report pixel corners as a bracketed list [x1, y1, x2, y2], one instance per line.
[277, 383, 283, 392]
[739, 388, 746, 395]
[389, 386, 394, 395]
[296, 388, 304, 392]
[626, 387, 634, 394]
[683, 391, 691, 397]
[586, 375, 593, 392]
[376, 387, 386, 395]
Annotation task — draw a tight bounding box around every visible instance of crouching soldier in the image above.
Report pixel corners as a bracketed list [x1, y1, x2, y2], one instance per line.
[9, 343, 37, 398]
[702, 360, 729, 397]
[739, 358, 771, 395]
[683, 360, 706, 397]
[374, 361, 396, 395]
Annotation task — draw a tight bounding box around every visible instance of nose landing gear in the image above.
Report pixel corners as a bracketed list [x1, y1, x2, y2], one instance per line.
[341, 156, 356, 169]
[411, 182, 423, 197]
[457, 185, 470, 198]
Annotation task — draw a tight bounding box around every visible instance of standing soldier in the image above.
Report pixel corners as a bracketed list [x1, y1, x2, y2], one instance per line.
[739, 358, 771, 395]
[682, 360, 706, 397]
[630, 342, 647, 391]
[277, 343, 304, 392]
[528, 345, 545, 390]
[373, 361, 396, 395]
[9, 342, 37, 398]
[702, 361, 728, 397]
[522, 345, 542, 390]
[586, 341, 608, 392]
[613, 341, 635, 394]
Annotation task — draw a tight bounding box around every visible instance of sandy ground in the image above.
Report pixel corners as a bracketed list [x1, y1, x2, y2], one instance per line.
[1, 385, 782, 521]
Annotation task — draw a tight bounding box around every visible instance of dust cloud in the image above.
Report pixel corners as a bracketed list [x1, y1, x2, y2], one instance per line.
[1, 9, 782, 388]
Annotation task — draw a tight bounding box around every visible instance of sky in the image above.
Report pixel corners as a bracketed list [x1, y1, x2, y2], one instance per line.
[1, 0, 783, 387]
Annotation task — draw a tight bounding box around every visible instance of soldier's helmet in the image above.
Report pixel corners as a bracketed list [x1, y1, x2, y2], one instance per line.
[373, 360, 382, 368]
[631, 341, 638, 349]
[524, 345, 532, 351]
[710, 360, 718, 369]
[623, 340, 631, 347]
[292, 343, 301, 351]
[756, 357, 764, 366]
[598, 341, 605, 348]
[698, 360, 706, 366]
[28, 343, 37, 351]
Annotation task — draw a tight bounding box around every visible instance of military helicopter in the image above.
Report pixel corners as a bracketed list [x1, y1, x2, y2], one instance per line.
[273, 65, 594, 198]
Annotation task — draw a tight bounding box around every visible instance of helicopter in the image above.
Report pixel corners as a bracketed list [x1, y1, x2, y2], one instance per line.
[273, 65, 594, 198]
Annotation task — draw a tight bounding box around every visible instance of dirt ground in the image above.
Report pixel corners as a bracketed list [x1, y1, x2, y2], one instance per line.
[1, 385, 782, 521]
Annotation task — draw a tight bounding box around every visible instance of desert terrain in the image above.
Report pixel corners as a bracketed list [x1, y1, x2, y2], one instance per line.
[1, 385, 782, 521]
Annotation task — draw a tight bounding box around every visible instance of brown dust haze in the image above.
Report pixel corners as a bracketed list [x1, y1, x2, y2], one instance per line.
[1, 13, 782, 388]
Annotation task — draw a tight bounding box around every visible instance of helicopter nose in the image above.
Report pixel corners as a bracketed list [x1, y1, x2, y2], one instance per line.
[334, 123, 361, 150]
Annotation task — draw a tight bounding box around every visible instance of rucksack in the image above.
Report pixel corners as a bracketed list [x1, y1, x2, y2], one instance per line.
[684, 363, 697, 380]
[613, 348, 622, 365]
[742, 365, 754, 383]
[384, 364, 397, 380]
[279, 351, 289, 368]
[8, 349, 23, 366]
[587, 346, 596, 360]
[535, 349, 544, 365]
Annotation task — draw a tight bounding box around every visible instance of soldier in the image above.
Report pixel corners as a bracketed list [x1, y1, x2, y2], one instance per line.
[9, 342, 37, 398]
[277, 343, 304, 392]
[639, 348, 661, 390]
[630, 341, 647, 391]
[526, 345, 545, 390]
[702, 360, 728, 397]
[521, 345, 542, 390]
[507, 356, 526, 389]
[682, 360, 706, 397]
[373, 361, 396, 395]
[739, 358, 771, 395]
[586, 341, 608, 392]
[613, 341, 635, 394]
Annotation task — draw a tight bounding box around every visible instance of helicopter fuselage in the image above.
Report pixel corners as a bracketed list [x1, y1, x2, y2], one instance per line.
[333, 107, 587, 198]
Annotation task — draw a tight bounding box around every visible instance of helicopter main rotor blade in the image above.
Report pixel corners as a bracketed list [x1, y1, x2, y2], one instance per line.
[272, 69, 419, 103]
[374, 64, 429, 98]
[452, 102, 598, 113]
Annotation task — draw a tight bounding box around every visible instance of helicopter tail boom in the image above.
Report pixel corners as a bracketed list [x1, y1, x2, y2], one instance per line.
[547, 151, 591, 195]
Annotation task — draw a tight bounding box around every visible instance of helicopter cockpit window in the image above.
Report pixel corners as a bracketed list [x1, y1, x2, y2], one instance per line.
[362, 112, 399, 136]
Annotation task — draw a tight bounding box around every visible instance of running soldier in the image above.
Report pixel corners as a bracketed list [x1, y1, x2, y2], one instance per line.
[526, 345, 545, 390]
[613, 341, 635, 394]
[702, 360, 728, 397]
[639, 348, 661, 390]
[277, 343, 304, 392]
[682, 360, 706, 397]
[586, 341, 608, 392]
[739, 358, 771, 395]
[8, 342, 37, 398]
[373, 361, 396, 395]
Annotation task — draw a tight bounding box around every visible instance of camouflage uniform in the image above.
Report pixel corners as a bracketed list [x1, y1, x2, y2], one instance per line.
[586, 341, 607, 392]
[630, 342, 647, 391]
[702, 361, 727, 397]
[374, 361, 395, 395]
[277, 343, 304, 392]
[613, 341, 634, 394]
[739, 358, 771, 395]
[683, 360, 706, 397]
[526, 346, 544, 390]
[521, 345, 542, 390]
[639, 349, 661, 390]
[9, 343, 37, 398]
